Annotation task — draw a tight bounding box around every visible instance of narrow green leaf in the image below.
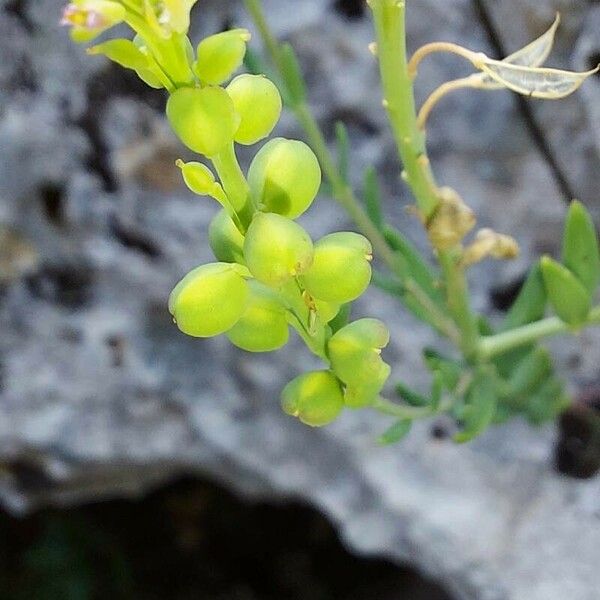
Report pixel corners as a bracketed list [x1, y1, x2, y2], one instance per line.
[562, 200, 600, 295]
[378, 419, 412, 445]
[501, 261, 547, 331]
[423, 349, 462, 392]
[335, 122, 350, 184]
[454, 376, 497, 443]
[395, 381, 430, 407]
[505, 347, 552, 400]
[541, 256, 592, 326]
[363, 167, 384, 231]
[279, 43, 306, 106]
[525, 377, 564, 425]
[384, 226, 443, 304]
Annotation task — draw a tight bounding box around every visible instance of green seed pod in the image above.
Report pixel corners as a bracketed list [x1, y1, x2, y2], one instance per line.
[302, 232, 373, 303]
[226, 75, 282, 145]
[281, 370, 344, 427]
[244, 213, 314, 287]
[328, 318, 390, 387]
[168, 263, 249, 338]
[344, 367, 391, 408]
[541, 256, 591, 326]
[194, 29, 251, 85]
[208, 209, 245, 265]
[227, 281, 289, 352]
[166, 87, 239, 157]
[248, 138, 321, 218]
[314, 299, 341, 324]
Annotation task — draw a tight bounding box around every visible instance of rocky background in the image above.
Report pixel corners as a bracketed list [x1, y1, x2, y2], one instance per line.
[0, 0, 599, 599]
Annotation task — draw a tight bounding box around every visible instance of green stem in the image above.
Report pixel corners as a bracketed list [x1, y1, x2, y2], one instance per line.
[368, 0, 439, 219]
[211, 143, 255, 232]
[244, 0, 459, 342]
[369, 0, 480, 358]
[372, 396, 434, 419]
[479, 306, 600, 360]
[438, 250, 480, 360]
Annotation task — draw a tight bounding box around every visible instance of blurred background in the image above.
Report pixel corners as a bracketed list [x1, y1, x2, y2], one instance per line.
[0, 0, 599, 598]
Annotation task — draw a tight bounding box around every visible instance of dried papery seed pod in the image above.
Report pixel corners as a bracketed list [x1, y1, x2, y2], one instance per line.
[209, 209, 245, 265]
[327, 318, 391, 389]
[194, 29, 251, 85]
[248, 138, 321, 218]
[166, 87, 239, 157]
[226, 74, 282, 145]
[227, 281, 289, 352]
[301, 232, 373, 304]
[243, 213, 314, 287]
[281, 370, 344, 427]
[168, 263, 249, 338]
[426, 187, 475, 250]
[462, 228, 520, 267]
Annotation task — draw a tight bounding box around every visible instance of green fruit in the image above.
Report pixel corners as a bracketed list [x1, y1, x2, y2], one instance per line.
[168, 263, 249, 338]
[209, 209, 245, 264]
[314, 300, 341, 323]
[226, 75, 282, 145]
[328, 318, 390, 387]
[248, 138, 321, 218]
[281, 371, 344, 427]
[227, 281, 289, 352]
[166, 86, 239, 157]
[177, 160, 217, 195]
[244, 213, 314, 287]
[302, 232, 373, 303]
[344, 370, 391, 408]
[194, 29, 251, 85]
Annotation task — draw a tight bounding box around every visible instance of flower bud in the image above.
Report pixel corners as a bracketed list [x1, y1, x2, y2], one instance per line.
[176, 160, 217, 195]
[61, 1, 125, 43]
[248, 138, 321, 218]
[328, 318, 390, 388]
[226, 75, 282, 145]
[194, 29, 251, 85]
[281, 371, 344, 427]
[302, 232, 372, 303]
[166, 87, 239, 157]
[169, 263, 249, 338]
[209, 210, 245, 265]
[227, 281, 289, 352]
[244, 213, 314, 287]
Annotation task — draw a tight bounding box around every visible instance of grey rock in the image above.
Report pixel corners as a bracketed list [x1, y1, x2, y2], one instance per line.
[1, 1, 599, 600]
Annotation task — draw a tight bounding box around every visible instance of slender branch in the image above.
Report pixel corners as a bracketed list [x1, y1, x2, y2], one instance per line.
[417, 77, 479, 130]
[479, 306, 600, 360]
[408, 42, 485, 79]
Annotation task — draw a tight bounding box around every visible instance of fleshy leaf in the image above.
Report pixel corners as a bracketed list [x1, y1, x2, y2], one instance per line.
[378, 419, 412, 445]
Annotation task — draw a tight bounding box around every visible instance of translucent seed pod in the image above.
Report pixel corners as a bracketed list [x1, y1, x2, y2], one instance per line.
[226, 74, 282, 145]
[302, 232, 373, 303]
[194, 29, 251, 85]
[168, 263, 249, 338]
[343, 364, 392, 408]
[281, 370, 345, 427]
[244, 213, 314, 287]
[227, 281, 289, 352]
[166, 87, 239, 157]
[328, 318, 391, 387]
[208, 209, 245, 265]
[248, 138, 321, 218]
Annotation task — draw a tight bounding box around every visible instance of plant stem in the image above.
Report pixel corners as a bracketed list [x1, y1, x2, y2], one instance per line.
[372, 396, 434, 419]
[368, 0, 439, 220]
[479, 306, 600, 360]
[244, 0, 459, 342]
[369, 0, 480, 357]
[211, 143, 254, 231]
